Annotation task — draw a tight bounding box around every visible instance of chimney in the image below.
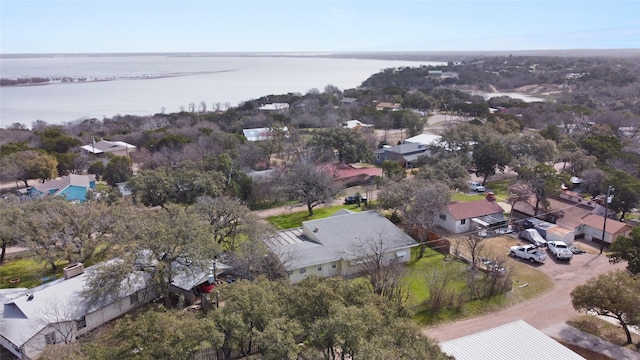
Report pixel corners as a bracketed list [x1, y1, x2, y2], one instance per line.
[63, 263, 85, 279]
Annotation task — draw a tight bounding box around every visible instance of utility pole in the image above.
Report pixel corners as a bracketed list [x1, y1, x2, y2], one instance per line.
[600, 186, 614, 254]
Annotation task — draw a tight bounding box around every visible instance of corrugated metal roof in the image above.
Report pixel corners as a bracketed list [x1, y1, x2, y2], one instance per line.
[440, 320, 585, 360]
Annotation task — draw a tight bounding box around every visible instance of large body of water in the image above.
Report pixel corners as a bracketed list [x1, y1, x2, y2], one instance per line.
[0, 54, 443, 128]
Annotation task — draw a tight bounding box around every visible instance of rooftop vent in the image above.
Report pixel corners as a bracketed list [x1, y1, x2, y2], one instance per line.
[26, 293, 34, 301]
[63, 262, 85, 279]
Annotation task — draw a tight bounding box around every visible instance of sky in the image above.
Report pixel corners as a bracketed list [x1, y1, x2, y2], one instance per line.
[1, 0, 639, 54]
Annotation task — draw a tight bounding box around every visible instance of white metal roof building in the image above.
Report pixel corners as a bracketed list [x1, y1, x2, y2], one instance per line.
[440, 320, 585, 360]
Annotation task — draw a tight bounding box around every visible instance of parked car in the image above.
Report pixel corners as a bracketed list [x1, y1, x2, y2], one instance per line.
[469, 181, 485, 192]
[344, 195, 367, 205]
[510, 244, 547, 263]
[547, 241, 573, 260]
[519, 229, 547, 248]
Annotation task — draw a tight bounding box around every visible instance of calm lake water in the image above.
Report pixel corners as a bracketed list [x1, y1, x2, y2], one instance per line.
[0, 55, 443, 128]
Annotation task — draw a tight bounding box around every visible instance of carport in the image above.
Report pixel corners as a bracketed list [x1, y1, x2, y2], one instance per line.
[472, 213, 509, 237]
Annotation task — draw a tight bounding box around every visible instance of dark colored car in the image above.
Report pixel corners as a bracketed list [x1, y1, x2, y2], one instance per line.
[344, 195, 367, 205]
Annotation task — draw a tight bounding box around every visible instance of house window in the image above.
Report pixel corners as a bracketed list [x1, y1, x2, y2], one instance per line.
[44, 332, 56, 345]
[129, 292, 139, 305]
[300, 268, 306, 274]
[287, 270, 293, 276]
[317, 266, 322, 271]
[332, 262, 337, 269]
[376, 154, 380, 161]
[76, 316, 87, 330]
[461, 219, 466, 225]
[439, 214, 446, 221]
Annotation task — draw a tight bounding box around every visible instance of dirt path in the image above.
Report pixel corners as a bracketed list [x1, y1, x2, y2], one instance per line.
[422, 243, 628, 342]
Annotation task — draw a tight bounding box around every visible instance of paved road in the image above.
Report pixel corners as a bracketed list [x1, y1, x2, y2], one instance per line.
[423, 241, 628, 342]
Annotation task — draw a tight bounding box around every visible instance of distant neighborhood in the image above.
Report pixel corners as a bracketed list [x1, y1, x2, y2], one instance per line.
[1, 54, 639, 359]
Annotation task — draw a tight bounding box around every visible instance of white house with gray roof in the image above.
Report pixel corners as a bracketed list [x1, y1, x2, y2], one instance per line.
[264, 210, 418, 283]
[0, 262, 153, 360]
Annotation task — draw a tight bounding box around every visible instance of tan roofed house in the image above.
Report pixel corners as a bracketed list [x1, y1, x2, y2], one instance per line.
[375, 102, 401, 111]
[580, 213, 632, 245]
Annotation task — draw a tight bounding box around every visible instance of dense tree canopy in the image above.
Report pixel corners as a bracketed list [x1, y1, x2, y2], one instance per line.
[308, 128, 373, 164]
[571, 270, 640, 345]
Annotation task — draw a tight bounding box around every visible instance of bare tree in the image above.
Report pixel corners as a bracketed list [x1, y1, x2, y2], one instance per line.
[348, 234, 408, 304]
[461, 234, 485, 270]
[282, 160, 339, 216]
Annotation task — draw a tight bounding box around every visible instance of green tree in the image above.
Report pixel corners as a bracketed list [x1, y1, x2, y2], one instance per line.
[81, 310, 223, 360]
[18, 198, 123, 268]
[102, 155, 133, 186]
[87, 160, 105, 180]
[309, 128, 372, 164]
[83, 204, 221, 306]
[381, 160, 406, 181]
[127, 166, 224, 207]
[400, 110, 427, 138]
[607, 169, 640, 221]
[414, 156, 469, 191]
[472, 141, 512, 185]
[517, 163, 562, 216]
[0, 150, 58, 187]
[579, 135, 622, 164]
[608, 227, 640, 274]
[571, 270, 640, 345]
[0, 199, 24, 264]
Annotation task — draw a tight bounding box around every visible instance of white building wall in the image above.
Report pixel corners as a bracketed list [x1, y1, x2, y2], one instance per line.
[287, 261, 339, 284]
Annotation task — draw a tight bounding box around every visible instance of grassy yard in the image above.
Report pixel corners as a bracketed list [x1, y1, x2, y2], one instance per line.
[267, 204, 367, 229]
[406, 237, 553, 326]
[568, 314, 640, 352]
[450, 178, 512, 203]
[0, 257, 69, 289]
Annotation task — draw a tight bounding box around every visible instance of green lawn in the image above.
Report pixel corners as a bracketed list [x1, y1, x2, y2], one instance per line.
[404, 245, 553, 326]
[0, 257, 69, 289]
[451, 179, 512, 203]
[267, 204, 367, 229]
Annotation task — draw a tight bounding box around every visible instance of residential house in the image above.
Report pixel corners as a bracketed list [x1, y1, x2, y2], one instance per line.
[23, 174, 96, 203]
[579, 214, 632, 245]
[320, 163, 382, 187]
[436, 199, 505, 234]
[341, 119, 374, 129]
[404, 133, 442, 147]
[375, 102, 401, 111]
[374, 143, 430, 168]
[510, 191, 634, 245]
[80, 139, 136, 157]
[338, 97, 358, 106]
[242, 127, 289, 142]
[0, 262, 152, 360]
[258, 103, 289, 111]
[264, 210, 418, 283]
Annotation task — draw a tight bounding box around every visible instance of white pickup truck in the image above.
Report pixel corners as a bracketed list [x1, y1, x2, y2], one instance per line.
[509, 244, 547, 263]
[547, 241, 573, 260]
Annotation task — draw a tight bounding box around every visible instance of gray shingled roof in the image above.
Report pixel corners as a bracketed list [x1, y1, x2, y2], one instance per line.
[0, 261, 149, 348]
[267, 211, 417, 270]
